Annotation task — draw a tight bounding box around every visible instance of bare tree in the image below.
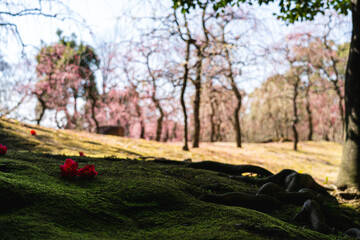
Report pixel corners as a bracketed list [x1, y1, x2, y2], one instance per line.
[0, 0, 76, 50]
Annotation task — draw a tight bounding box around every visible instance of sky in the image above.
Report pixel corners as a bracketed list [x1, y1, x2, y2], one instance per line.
[4, 0, 293, 59]
[3, 0, 352, 64]
[5, 0, 136, 60]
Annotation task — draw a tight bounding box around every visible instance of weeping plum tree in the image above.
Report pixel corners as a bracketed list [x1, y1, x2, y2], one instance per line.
[173, 0, 360, 191]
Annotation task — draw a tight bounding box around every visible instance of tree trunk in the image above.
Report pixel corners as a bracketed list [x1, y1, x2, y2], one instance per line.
[331, 80, 345, 127]
[322, 120, 330, 141]
[146, 53, 164, 142]
[305, 85, 313, 141]
[223, 27, 242, 148]
[163, 127, 169, 142]
[36, 98, 46, 125]
[210, 96, 216, 142]
[336, 1, 360, 190]
[216, 123, 222, 141]
[171, 123, 177, 141]
[234, 100, 242, 148]
[192, 48, 202, 148]
[267, 102, 279, 139]
[292, 78, 299, 151]
[323, 132, 330, 141]
[140, 120, 145, 139]
[88, 84, 99, 133]
[155, 103, 164, 142]
[181, 41, 190, 151]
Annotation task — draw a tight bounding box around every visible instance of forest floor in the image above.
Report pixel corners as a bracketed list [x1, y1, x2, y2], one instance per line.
[0, 118, 358, 239]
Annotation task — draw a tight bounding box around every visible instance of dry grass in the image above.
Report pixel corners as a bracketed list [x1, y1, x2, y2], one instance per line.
[1, 119, 342, 185]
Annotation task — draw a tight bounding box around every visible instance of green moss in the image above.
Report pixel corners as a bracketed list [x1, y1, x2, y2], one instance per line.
[0, 152, 349, 239]
[0, 119, 356, 239]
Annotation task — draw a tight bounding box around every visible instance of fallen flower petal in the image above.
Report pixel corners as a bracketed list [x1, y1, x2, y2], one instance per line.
[78, 164, 98, 178]
[60, 159, 79, 177]
[0, 144, 7, 155]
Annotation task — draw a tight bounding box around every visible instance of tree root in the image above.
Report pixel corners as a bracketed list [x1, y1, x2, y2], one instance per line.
[150, 159, 274, 177]
[199, 192, 282, 212]
[150, 159, 357, 236]
[187, 161, 273, 177]
[182, 161, 346, 236]
[231, 169, 332, 193]
[345, 228, 360, 239]
[291, 199, 334, 234]
[256, 183, 324, 205]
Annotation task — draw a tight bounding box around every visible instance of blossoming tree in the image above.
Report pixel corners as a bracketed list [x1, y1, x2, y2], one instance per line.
[34, 31, 100, 130]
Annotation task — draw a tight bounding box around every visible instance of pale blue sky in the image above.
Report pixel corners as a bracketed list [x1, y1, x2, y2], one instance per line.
[4, 1, 351, 61]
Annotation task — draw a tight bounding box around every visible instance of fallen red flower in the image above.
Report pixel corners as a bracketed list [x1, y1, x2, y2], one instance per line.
[60, 159, 79, 177]
[0, 144, 7, 155]
[78, 164, 98, 178]
[30, 130, 36, 135]
[79, 152, 85, 157]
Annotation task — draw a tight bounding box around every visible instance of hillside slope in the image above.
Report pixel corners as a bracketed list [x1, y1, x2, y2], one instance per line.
[0, 119, 341, 183]
[0, 118, 356, 239]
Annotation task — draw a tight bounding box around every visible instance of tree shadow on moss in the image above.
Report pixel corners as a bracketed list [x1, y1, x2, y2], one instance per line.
[0, 129, 38, 151]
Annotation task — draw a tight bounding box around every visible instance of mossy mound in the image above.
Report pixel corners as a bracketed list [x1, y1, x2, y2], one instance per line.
[0, 151, 353, 240]
[0, 118, 357, 239]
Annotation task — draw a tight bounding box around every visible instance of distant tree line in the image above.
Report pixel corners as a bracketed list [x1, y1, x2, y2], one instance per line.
[0, 1, 350, 153]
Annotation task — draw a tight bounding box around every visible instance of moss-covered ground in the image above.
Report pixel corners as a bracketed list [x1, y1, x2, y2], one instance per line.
[0, 118, 358, 239]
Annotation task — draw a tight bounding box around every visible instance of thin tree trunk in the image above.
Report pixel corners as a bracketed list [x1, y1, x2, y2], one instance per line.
[72, 90, 79, 127]
[292, 78, 300, 151]
[88, 83, 99, 133]
[323, 131, 330, 141]
[36, 97, 47, 125]
[181, 41, 190, 151]
[336, 1, 360, 189]
[155, 105, 164, 141]
[90, 96, 99, 133]
[210, 94, 216, 142]
[321, 119, 330, 141]
[163, 127, 169, 142]
[222, 24, 242, 147]
[233, 101, 242, 147]
[225, 50, 242, 147]
[331, 80, 345, 127]
[140, 120, 145, 139]
[145, 53, 164, 142]
[171, 123, 177, 141]
[192, 48, 202, 148]
[192, 5, 209, 148]
[267, 102, 279, 139]
[138, 108, 145, 139]
[305, 85, 313, 141]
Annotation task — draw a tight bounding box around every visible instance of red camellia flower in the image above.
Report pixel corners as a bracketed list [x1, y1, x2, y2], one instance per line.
[79, 152, 85, 157]
[60, 159, 79, 177]
[0, 144, 7, 155]
[78, 165, 98, 178]
[30, 130, 36, 135]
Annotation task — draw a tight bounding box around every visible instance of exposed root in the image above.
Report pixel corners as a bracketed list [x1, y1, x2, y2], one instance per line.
[151, 159, 357, 237]
[187, 161, 273, 177]
[291, 199, 333, 234]
[231, 169, 332, 193]
[256, 183, 323, 205]
[345, 228, 360, 239]
[199, 192, 281, 212]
